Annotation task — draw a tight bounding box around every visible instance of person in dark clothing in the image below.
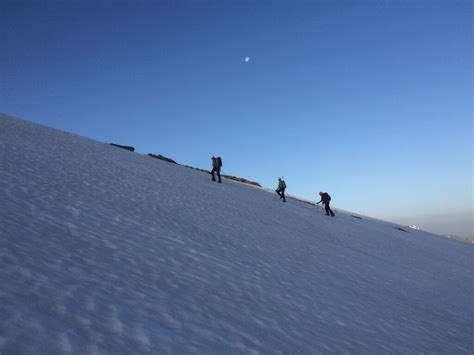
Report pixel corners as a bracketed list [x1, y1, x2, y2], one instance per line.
[317, 191, 335, 216]
[275, 177, 286, 202]
[211, 156, 222, 183]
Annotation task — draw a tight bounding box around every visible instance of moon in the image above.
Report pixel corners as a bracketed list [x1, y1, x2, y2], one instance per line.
[245, 57, 250, 62]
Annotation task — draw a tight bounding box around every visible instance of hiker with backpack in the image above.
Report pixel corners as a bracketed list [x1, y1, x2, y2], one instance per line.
[211, 156, 222, 183]
[276, 177, 286, 202]
[317, 191, 335, 216]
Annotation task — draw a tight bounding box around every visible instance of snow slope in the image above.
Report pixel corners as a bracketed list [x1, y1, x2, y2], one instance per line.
[1, 113, 472, 354]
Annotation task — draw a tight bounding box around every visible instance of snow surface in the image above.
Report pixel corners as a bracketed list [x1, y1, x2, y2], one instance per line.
[0, 113, 473, 354]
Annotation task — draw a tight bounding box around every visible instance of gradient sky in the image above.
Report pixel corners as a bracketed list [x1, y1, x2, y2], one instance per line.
[1, 0, 472, 238]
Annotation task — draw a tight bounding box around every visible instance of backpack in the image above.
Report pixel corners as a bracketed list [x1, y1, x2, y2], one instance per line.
[217, 157, 222, 167]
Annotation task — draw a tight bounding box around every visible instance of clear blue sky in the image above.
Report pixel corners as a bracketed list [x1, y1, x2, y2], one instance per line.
[1, 0, 472, 237]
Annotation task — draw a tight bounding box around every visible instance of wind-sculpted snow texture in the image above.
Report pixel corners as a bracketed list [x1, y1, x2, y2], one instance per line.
[0, 113, 473, 354]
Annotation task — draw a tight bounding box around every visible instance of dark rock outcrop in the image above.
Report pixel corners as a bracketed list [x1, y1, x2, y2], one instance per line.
[393, 227, 408, 232]
[110, 143, 135, 152]
[221, 174, 261, 187]
[148, 153, 177, 164]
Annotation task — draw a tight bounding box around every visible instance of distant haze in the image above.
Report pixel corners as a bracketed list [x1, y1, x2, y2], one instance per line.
[390, 212, 473, 240]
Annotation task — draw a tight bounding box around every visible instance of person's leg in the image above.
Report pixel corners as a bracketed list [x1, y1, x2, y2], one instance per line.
[217, 168, 222, 183]
[327, 203, 335, 216]
[276, 189, 282, 198]
[325, 203, 330, 215]
[211, 167, 216, 181]
[282, 188, 286, 202]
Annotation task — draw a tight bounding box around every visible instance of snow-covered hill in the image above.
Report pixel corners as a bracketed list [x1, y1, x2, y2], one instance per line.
[1, 113, 472, 354]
